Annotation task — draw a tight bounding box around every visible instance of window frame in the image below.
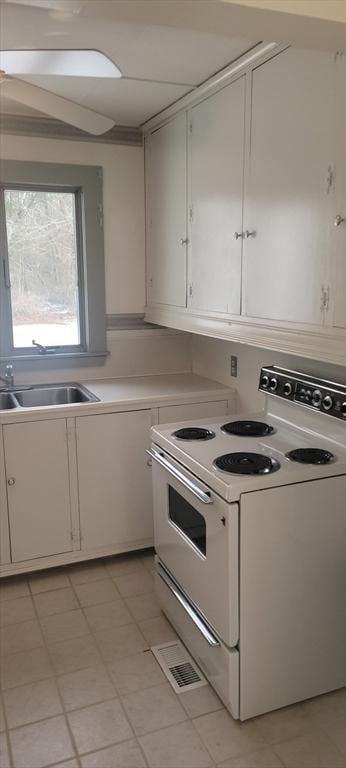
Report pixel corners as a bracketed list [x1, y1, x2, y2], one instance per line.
[0, 160, 107, 363]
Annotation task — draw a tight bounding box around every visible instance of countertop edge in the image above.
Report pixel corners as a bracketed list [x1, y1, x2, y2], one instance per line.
[0, 373, 235, 425]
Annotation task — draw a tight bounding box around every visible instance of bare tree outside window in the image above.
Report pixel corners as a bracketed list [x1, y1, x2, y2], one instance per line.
[4, 189, 80, 348]
[1, 161, 106, 360]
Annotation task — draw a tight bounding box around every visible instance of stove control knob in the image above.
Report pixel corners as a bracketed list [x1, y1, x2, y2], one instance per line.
[322, 394, 334, 411]
[269, 377, 278, 391]
[305, 390, 312, 401]
[341, 402, 346, 417]
[300, 388, 306, 397]
[260, 375, 270, 389]
[283, 382, 292, 396]
[312, 389, 322, 407]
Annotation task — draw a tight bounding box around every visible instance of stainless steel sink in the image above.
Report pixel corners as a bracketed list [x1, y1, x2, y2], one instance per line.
[0, 392, 17, 410]
[14, 384, 99, 408]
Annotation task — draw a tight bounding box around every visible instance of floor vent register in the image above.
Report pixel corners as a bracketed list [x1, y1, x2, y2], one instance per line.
[151, 640, 208, 694]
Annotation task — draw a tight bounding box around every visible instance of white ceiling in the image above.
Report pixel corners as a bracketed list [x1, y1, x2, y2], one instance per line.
[0, 1, 257, 126]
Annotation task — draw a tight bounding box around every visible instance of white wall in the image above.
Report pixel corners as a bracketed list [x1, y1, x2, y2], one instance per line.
[192, 335, 345, 413]
[13, 329, 192, 386]
[1, 133, 145, 315]
[0, 132, 192, 382]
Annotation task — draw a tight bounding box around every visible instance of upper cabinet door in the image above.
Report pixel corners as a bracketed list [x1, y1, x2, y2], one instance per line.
[189, 77, 245, 314]
[146, 113, 187, 307]
[330, 52, 346, 329]
[243, 48, 335, 325]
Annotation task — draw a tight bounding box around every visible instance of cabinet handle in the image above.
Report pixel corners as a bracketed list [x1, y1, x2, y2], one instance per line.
[179, 237, 188, 245]
[7, 477, 16, 486]
[334, 215, 345, 227]
[234, 231, 244, 240]
[244, 230, 256, 238]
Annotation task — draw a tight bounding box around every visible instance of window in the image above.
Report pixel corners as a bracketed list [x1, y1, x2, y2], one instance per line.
[168, 486, 206, 556]
[4, 188, 81, 349]
[0, 160, 107, 361]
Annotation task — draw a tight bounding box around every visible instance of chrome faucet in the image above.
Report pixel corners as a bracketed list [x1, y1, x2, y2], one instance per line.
[0, 364, 14, 390]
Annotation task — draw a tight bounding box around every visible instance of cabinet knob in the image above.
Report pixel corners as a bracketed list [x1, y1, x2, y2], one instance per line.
[244, 230, 256, 238]
[179, 238, 188, 245]
[7, 477, 16, 486]
[334, 215, 345, 227]
[234, 231, 244, 240]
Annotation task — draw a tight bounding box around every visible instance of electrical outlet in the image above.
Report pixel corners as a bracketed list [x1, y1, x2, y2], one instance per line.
[231, 355, 238, 377]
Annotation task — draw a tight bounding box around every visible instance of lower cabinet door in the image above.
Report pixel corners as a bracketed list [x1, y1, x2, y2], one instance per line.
[76, 410, 153, 552]
[4, 419, 73, 562]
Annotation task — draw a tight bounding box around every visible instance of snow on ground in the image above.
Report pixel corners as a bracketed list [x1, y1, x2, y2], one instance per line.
[13, 322, 79, 348]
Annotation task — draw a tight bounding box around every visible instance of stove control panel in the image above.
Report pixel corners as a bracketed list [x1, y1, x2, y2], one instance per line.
[259, 366, 346, 420]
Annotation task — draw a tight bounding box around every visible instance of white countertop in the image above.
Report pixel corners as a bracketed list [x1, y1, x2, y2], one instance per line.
[0, 373, 234, 424]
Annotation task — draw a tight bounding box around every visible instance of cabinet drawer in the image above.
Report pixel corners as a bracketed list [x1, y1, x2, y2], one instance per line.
[155, 563, 239, 718]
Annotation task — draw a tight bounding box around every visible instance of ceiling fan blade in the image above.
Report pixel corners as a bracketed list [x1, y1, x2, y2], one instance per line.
[0, 77, 115, 135]
[0, 50, 122, 79]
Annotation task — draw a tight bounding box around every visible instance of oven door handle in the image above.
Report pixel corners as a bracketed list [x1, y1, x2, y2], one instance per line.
[147, 448, 213, 505]
[158, 565, 220, 647]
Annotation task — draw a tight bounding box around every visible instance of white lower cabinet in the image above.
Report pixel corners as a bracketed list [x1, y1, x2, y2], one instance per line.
[3, 419, 74, 562]
[0, 396, 232, 572]
[76, 410, 154, 553]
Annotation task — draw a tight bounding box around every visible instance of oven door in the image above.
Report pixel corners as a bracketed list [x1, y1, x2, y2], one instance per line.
[148, 444, 238, 647]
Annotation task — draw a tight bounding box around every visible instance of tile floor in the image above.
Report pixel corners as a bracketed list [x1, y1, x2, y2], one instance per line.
[0, 550, 345, 768]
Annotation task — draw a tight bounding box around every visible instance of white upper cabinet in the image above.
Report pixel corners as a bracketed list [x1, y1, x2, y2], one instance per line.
[146, 112, 187, 307]
[144, 43, 346, 364]
[242, 48, 335, 325]
[189, 77, 245, 314]
[330, 52, 346, 329]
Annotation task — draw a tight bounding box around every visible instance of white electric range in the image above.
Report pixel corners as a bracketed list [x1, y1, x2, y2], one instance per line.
[148, 366, 346, 720]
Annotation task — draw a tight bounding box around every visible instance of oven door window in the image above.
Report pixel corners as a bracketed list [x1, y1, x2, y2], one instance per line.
[168, 486, 206, 555]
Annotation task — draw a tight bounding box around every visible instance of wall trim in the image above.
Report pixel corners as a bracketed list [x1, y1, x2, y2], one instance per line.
[0, 114, 143, 146]
[106, 312, 163, 330]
